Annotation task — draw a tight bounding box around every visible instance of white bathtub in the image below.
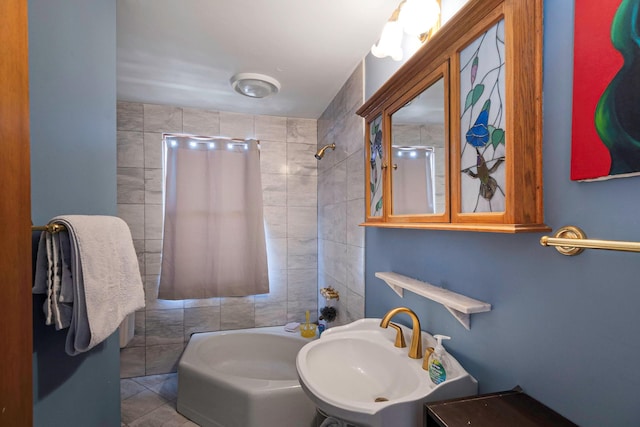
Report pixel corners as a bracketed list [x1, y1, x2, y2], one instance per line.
[177, 326, 318, 427]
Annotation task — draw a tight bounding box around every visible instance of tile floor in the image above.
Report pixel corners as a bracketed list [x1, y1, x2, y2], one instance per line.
[121, 373, 199, 426]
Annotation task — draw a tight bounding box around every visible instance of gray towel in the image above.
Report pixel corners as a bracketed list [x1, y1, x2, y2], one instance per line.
[34, 231, 73, 329]
[33, 231, 48, 294]
[33, 215, 145, 355]
[50, 232, 73, 330]
[57, 231, 73, 303]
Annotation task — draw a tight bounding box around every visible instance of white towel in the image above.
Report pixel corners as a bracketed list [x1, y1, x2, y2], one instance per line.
[33, 215, 145, 355]
[284, 322, 300, 332]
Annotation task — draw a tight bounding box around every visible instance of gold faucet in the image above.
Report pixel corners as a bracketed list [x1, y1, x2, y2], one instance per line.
[388, 322, 406, 348]
[422, 347, 435, 371]
[379, 307, 422, 359]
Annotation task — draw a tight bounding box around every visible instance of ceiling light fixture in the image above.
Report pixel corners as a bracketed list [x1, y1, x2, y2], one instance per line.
[230, 73, 280, 98]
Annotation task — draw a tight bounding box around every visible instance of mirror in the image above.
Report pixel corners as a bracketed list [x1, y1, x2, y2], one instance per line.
[390, 77, 446, 215]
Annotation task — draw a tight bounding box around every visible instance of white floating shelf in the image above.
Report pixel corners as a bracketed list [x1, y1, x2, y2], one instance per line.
[375, 272, 491, 330]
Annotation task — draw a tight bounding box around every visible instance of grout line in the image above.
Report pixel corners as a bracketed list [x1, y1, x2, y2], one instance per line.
[122, 374, 180, 425]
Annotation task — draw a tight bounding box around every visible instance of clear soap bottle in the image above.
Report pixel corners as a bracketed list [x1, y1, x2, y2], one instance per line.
[428, 334, 451, 385]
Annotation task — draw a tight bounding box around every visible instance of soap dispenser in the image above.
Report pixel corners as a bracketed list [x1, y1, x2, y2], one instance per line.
[427, 334, 451, 385]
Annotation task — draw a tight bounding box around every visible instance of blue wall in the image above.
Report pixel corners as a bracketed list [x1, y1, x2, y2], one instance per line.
[365, 1, 640, 426]
[29, 0, 119, 425]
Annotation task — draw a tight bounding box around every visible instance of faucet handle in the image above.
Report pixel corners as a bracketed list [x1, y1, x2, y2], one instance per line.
[422, 346, 435, 371]
[388, 322, 406, 348]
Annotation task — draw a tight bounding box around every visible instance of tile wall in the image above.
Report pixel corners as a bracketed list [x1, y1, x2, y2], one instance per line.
[317, 63, 366, 325]
[117, 102, 318, 377]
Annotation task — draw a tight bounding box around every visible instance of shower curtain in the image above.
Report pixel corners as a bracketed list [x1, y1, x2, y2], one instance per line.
[158, 136, 269, 299]
[391, 146, 436, 214]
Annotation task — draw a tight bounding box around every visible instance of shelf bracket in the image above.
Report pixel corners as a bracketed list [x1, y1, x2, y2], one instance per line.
[443, 306, 471, 330]
[375, 272, 491, 330]
[386, 281, 405, 298]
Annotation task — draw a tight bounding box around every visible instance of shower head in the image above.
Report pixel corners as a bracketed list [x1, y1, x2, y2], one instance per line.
[315, 143, 336, 160]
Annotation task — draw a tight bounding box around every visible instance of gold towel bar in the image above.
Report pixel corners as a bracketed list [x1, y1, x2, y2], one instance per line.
[32, 224, 66, 234]
[540, 225, 640, 256]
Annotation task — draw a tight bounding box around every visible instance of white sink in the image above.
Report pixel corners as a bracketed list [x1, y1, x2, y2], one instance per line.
[296, 319, 478, 427]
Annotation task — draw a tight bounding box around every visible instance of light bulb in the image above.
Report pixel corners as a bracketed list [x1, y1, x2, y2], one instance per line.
[398, 0, 440, 37]
[371, 20, 404, 61]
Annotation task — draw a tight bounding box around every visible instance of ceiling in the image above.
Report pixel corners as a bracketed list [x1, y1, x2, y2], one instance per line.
[117, 0, 399, 119]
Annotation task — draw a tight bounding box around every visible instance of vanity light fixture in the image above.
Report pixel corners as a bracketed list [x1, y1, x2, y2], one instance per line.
[371, 0, 441, 61]
[230, 73, 280, 98]
[398, 0, 440, 37]
[371, 19, 404, 61]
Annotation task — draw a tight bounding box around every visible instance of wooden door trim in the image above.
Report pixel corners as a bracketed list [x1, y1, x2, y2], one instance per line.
[0, 0, 33, 425]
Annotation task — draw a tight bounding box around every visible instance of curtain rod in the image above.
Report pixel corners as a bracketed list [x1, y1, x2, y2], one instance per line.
[163, 133, 260, 144]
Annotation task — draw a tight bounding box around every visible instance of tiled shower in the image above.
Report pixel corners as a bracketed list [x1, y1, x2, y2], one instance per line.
[117, 103, 319, 377]
[317, 63, 366, 325]
[117, 62, 366, 378]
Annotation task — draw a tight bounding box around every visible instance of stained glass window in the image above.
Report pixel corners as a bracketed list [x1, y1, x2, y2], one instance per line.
[459, 19, 506, 213]
[369, 115, 384, 217]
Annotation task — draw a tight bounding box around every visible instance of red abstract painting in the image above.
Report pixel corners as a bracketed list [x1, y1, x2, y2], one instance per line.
[571, 0, 640, 181]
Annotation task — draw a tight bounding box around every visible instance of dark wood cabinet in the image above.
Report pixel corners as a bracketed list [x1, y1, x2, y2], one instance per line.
[425, 389, 577, 427]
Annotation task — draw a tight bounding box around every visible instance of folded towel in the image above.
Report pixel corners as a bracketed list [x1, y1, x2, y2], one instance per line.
[44, 232, 55, 325]
[33, 232, 49, 295]
[34, 231, 72, 330]
[50, 231, 73, 330]
[50, 232, 62, 328]
[58, 230, 74, 303]
[33, 215, 145, 355]
[33, 231, 52, 323]
[55, 231, 74, 329]
[284, 322, 300, 332]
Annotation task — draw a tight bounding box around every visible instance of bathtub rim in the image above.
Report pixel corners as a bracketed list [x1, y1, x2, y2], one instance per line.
[180, 325, 317, 388]
[187, 324, 314, 343]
